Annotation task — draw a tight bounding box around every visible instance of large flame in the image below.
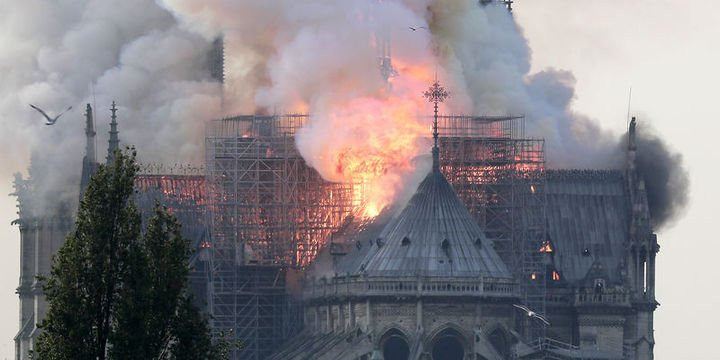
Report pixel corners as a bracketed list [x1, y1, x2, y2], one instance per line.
[298, 61, 435, 218]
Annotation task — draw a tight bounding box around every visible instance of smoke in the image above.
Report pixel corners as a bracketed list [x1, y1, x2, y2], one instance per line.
[0, 0, 222, 214]
[2, 0, 688, 227]
[627, 123, 689, 229]
[428, 2, 620, 168]
[157, 0, 689, 226]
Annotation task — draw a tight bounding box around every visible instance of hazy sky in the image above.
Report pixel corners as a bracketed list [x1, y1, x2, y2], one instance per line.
[0, 1, 715, 359]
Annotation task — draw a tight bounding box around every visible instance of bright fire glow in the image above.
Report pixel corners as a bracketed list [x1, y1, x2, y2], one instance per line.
[297, 60, 435, 218]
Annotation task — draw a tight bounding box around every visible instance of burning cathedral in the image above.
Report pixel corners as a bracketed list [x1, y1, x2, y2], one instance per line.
[11, 1, 662, 360]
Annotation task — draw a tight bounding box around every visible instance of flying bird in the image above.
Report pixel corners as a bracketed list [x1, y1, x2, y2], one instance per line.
[29, 104, 73, 125]
[513, 304, 551, 326]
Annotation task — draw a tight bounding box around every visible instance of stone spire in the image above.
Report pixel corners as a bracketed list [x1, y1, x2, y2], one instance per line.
[106, 101, 119, 164]
[423, 78, 449, 173]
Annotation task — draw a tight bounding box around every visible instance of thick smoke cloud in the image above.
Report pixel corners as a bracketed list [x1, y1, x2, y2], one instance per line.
[625, 124, 689, 229]
[0, 0, 222, 213]
[2, 0, 688, 227]
[428, 2, 620, 168]
[426, 2, 688, 227]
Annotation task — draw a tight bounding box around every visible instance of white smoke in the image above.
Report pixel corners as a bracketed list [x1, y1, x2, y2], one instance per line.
[0, 0, 222, 213]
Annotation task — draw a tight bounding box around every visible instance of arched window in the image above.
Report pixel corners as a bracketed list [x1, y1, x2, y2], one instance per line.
[380, 329, 409, 360]
[431, 329, 465, 360]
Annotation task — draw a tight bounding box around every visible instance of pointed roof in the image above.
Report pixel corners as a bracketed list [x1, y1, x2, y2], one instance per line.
[355, 170, 511, 278]
[106, 101, 119, 164]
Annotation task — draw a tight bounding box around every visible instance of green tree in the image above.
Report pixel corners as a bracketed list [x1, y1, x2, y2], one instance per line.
[34, 149, 219, 359]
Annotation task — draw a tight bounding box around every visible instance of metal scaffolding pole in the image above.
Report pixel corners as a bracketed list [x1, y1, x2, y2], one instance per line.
[205, 115, 358, 359]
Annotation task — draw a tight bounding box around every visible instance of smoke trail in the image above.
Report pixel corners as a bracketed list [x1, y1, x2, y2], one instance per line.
[0, 0, 222, 214]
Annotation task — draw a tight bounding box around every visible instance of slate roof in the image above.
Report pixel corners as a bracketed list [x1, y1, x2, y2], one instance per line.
[543, 170, 629, 285]
[339, 169, 511, 278]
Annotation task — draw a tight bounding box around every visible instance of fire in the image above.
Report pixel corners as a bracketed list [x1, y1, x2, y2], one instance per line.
[292, 54, 436, 219]
[298, 67, 433, 218]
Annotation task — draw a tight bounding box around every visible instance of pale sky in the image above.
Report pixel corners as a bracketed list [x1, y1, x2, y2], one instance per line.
[0, 1, 715, 359]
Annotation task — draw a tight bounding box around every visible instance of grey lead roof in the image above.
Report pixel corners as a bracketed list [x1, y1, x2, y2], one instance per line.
[544, 170, 629, 285]
[347, 170, 511, 278]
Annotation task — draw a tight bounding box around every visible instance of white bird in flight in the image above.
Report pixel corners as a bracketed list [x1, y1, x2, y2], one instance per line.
[29, 104, 72, 125]
[513, 304, 551, 326]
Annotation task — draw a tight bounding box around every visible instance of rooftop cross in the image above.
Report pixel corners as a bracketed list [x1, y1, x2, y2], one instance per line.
[423, 77, 449, 173]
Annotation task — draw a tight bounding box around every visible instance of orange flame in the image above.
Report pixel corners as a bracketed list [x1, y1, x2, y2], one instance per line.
[301, 61, 435, 218]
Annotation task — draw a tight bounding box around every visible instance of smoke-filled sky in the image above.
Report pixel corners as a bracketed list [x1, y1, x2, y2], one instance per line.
[0, 0, 712, 358]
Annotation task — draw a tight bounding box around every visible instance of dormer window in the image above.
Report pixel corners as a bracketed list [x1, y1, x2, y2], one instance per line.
[582, 248, 591, 257]
[376, 238, 384, 248]
[401, 236, 411, 246]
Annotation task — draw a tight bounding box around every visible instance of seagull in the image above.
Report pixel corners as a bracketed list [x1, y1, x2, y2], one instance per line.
[29, 104, 73, 125]
[513, 304, 551, 326]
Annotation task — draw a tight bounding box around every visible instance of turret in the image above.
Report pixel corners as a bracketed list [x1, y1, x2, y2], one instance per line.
[625, 117, 658, 303]
[622, 117, 658, 359]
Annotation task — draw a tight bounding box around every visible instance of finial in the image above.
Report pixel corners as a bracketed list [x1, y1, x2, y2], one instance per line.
[423, 77, 449, 173]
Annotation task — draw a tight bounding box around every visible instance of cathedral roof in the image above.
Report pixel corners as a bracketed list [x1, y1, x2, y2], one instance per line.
[542, 170, 630, 284]
[351, 169, 511, 278]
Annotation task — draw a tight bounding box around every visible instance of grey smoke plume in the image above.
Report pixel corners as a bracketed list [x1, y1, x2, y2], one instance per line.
[3, 0, 688, 228]
[1, 0, 222, 214]
[428, 2, 620, 168]
[425, 2, 688, 227]
[626, 124, 689, 230]
[159, 0, 689, 226]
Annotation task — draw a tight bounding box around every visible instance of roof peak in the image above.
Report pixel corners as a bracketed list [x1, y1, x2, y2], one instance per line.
[355, 168, 511, 278]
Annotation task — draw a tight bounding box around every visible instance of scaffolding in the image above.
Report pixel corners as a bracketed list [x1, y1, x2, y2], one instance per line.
[205, 115, 359, 360]
[436, 115, 547, 341]
[204, 114, 547, 358]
